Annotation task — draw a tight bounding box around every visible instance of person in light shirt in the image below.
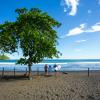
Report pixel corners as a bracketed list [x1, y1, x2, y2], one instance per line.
[57, 65, 62, 71]
[53, 64, 62, 75]
[53, 64, 57, 72]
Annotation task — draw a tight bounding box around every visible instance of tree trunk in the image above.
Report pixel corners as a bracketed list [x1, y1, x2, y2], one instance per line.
[28, 65, 32, 80]
[28, 55, 33, 80]
[28, 59, 32, 80]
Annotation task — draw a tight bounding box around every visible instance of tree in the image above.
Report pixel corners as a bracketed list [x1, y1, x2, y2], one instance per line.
[0, 8, 61, 79]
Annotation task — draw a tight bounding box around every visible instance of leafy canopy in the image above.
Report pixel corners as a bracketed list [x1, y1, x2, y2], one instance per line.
[0, 8, 61, 65]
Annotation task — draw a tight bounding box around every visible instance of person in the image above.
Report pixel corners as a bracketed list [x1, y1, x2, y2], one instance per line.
[53, 64, 62, 76]
[53, 64, 57, 72]
[57, 65, 62, 72]
[48, 65, 52, 73]
[44, 64, 48, 75]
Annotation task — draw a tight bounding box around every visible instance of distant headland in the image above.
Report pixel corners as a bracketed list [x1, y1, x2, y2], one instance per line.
[0, 55, 10, 60]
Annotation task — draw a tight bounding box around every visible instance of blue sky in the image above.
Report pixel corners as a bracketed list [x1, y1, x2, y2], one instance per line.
[0, 0, 100, 59]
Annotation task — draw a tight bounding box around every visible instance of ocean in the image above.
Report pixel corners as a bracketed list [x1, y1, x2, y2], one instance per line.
[0, 59, 100, 71]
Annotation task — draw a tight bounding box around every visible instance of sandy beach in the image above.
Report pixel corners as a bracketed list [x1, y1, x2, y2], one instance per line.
[0, 71, 100, 100]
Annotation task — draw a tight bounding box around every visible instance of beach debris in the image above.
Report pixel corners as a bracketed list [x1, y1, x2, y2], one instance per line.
[70, 88, 75, 92]
[62, 72, 68, 74]
[80, 95, 84, 98]
[55, 93, 59, 97]
[87, 95, 95, 100]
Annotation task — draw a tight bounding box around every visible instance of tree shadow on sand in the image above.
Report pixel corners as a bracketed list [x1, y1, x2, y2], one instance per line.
[0, 74, 28, 82]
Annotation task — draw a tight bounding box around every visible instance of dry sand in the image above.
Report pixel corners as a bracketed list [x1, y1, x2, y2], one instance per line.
[0, 71, 100, 100]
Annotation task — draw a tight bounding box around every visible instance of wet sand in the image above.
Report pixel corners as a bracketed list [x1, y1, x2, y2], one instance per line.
[0, 71, 100, 100]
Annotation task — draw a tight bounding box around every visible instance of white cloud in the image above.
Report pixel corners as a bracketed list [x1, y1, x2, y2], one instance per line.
[91, 23, 100, 31]
[86, 22, 100, 32]
[68, 0, 79, 16]
[61, 0, 79, 16]
[66, 22, 100, 37]
[75, 40, 87, 43]
[67, 27, 83, 36]
[80, 23, 86, 28]
[60, 22, 100, 38]
[67, 23, 86, 36]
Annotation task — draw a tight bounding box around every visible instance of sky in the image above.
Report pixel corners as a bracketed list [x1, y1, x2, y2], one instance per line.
[0, 0, 100, 59]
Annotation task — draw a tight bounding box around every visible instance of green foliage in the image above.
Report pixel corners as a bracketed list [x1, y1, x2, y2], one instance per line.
[0, 21, 18, 53]
[0, 54, 9, 60]
[0, 8, 61, 75]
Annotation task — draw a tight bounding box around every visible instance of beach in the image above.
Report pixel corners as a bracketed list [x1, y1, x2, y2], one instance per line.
[0, 71, 100, 100]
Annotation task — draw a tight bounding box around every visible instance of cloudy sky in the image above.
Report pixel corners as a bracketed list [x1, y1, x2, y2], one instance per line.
[0, 0, 100, 59]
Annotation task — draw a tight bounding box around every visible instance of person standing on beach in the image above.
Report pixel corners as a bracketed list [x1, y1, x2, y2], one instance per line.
[48, 65, 52, 74]
[53, 64, 58, 76]
[53, 64, 57, 72]
[44, 64, 48, 75]
[57, 65, 62, 72]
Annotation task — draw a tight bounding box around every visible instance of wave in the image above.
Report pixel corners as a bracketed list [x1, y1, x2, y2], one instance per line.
[68, 62, 100, 64]
[0, 62, 68, 65]
[1, 62, 100, 65]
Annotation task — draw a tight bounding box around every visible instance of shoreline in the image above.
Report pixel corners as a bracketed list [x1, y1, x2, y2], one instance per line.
[0, 70, 100, 79]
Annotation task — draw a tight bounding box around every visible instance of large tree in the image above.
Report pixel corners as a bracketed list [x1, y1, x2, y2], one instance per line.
[0, 8, 61, 79]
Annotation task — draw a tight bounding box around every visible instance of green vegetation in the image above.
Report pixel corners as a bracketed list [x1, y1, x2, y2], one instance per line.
[0, 8, 61, 79]
[0, 55, 9, 60]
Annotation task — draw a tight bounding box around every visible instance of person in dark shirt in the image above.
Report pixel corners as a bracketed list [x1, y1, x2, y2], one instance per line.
[44, 64, 48, 75]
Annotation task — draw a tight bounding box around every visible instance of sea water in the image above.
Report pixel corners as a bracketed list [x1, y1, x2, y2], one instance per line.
[0, 59, 100, 71]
